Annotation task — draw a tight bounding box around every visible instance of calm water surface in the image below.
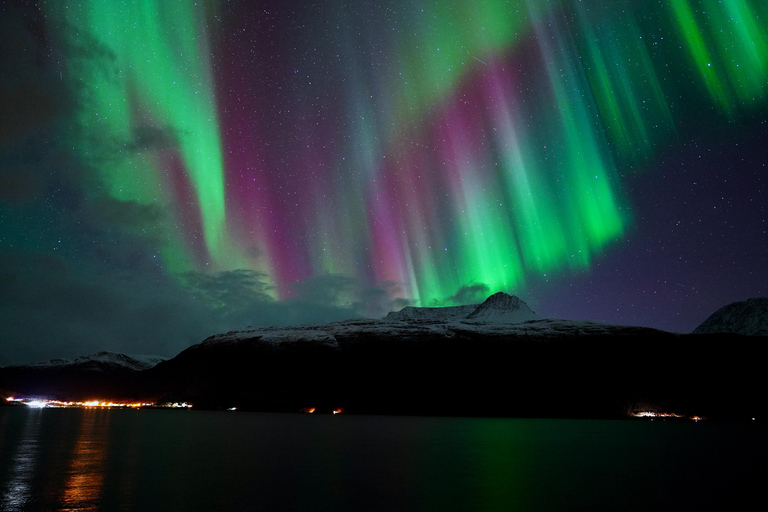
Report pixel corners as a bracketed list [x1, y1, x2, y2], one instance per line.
[0, 408, 765, 511]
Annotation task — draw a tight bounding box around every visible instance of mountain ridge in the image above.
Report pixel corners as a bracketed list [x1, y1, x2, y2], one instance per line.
[4, 352, 167, 371]
[384, 292, 538, 323]
[693, 297, 768, 336]
[2, 295, 767, 420]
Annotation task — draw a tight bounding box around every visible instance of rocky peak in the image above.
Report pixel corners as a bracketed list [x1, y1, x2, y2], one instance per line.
[466, 292, 538, 322]
[479, 292, 527, 309]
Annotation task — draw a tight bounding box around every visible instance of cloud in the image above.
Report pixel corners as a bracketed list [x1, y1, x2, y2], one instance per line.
[176, 270, 397, 330]
[0, 249, 210, 364]
[181, 269, 274, 310]
[353, 280, 411, 318]
[290, 274, 412, 319]
[0, 243, 419, 365]
[290, 274, 356, 305]
[443, 283, 491, 306]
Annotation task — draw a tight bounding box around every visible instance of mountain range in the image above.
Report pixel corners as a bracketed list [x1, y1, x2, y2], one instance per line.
[1, 294, 766, 419]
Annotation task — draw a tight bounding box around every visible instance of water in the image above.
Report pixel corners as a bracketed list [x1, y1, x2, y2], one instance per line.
[0, 408, 765, 511]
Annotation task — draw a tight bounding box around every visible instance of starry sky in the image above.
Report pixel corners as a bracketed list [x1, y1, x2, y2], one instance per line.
[1, 0, 766, 363]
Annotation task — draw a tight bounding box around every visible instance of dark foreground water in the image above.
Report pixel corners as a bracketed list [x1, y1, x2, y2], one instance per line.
[0, 408, 765, 511]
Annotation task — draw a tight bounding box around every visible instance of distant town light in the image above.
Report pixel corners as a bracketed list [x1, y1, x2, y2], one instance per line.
[632, 410, 704, 421]
[5, 397, 170, 409]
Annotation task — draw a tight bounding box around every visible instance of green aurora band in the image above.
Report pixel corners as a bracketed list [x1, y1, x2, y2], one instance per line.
[42, 0, 768, 307]
[46, 1, 243, 271]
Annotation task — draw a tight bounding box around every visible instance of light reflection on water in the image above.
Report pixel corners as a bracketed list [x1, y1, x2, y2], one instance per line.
[0, 408, 765, 511]
[58, 410, 110, 512]
[1, 409, 42, 511]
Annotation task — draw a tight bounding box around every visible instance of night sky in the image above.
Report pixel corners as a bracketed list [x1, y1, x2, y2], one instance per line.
[1, 0, 766, 363]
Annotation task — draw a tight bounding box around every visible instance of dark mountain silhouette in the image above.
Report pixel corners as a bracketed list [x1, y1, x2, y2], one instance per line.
[693, 297, 768, 336]
[2, 296, 766, 419]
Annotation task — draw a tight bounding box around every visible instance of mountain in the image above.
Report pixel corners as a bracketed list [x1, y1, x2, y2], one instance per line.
[384, 304, 479, 322]
[693, 298, 768, 336]
[0, 352, 166, 400]
[20, 352, 167, 372]
[466, 292, 538, 322]
[2, 296, 766, 420]
[140, 317, 684, 415]
[384, 292, 538, 323]
[137, 316, 764, 419]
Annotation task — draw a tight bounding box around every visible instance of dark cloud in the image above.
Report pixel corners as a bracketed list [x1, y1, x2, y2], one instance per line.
[177, 271, 406, 329]
[0, 243, 420, 363]
[352, 281, 411, 318]
[290, 274, 411, 319]
[0, 256, 346, 365]
[0, 249, 209, 364]
[181, 269, 274, 311]
[443, 283, 491, 306]
[290, 274, 356, 306]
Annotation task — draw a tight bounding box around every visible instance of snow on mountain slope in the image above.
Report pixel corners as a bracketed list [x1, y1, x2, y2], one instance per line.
[384, 292, 538, 324]
[194, 317, 668, 349]
[693, 297, 768, 336]
[14, 352, 167, 371]
[384, 304, 479, 322]
[466, 292, 538, 323]
[189, 292, 658, 349]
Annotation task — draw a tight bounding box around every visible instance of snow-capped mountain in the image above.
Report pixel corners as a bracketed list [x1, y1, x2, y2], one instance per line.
[465, 292, 538, 322]
[191, 317, 656, 349]
[16, 352, 167, 371]
[384, 304, 479, 322]
[0, 352, 167, 401]
[384, 292, 538, 323]
[693, 297, 768, 336]
[3, 294, 766, 419]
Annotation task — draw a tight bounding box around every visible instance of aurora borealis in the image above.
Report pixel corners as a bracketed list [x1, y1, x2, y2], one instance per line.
[1, 0, 766, 362]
